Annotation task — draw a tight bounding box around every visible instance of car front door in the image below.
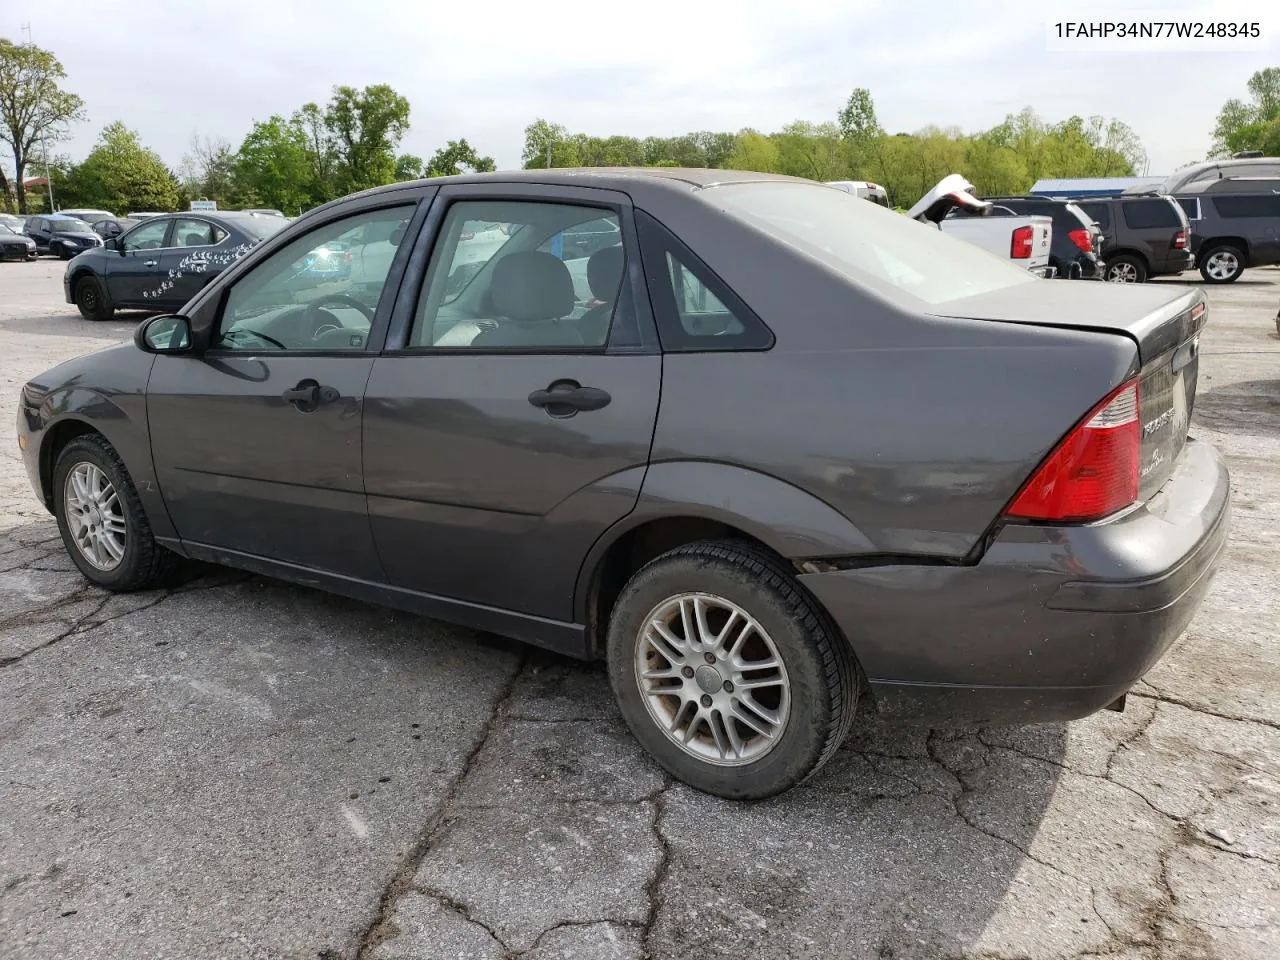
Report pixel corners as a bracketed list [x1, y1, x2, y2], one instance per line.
[109, 218, 173, 305]
[363, 187, 662, 631]
[145, 199, 424, 579]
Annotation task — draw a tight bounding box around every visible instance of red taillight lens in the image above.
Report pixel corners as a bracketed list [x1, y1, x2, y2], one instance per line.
[1005, 380, 1140, 522]
[1068, 228, 1094, 254]
[1011, 225, 1034, 259]
[1173, 230, 1188, 249]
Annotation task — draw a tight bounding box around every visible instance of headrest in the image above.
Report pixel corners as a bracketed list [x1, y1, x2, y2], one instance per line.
[586, 245, 625, 302]
[490, 251, 574, 322]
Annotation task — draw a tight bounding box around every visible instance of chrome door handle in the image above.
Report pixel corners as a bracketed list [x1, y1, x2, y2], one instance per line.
[144, 260, 157, 267]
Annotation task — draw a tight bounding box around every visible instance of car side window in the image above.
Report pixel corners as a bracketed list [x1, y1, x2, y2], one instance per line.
[172, 218, 226, 247]
[411, 200, 623, 350]
[212, 204, 414, 353]
[1080, 203, 1110, 230]
[1122, 200, 1180, 230]
[636, 211, 772, 353]
[122, 220, 170, 252]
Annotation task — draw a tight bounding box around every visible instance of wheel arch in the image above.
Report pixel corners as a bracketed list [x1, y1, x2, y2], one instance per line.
[1105, 247, 1150, 269]
[1197, 236, 1251, 264]
[38, 418, 106, 510]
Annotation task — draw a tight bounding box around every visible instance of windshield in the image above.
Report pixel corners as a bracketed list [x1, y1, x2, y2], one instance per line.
[708, 181, 1037, 306]
[53, 218, 96, 234]
[0, 224, 14, 235]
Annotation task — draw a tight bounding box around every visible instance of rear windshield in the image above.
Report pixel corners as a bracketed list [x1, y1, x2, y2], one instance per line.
[1122, 199, 1181, 229]
[52, 218, 95, 233]
[708, 181, 1037, 306]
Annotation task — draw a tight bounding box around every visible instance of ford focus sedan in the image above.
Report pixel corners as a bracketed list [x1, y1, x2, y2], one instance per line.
[16, 169, 1229, 799]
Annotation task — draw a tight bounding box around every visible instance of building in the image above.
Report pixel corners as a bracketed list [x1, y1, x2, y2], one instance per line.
[1029, 176, 1165, 198]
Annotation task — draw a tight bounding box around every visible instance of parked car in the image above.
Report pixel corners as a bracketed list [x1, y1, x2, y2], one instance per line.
[825, 180, 890, 206]
[1076, 195, 1193, 283]
[1124, 154, 1280, 195]
[63, 212, 288, 320]
[24, 214, 104, 259]
[916, 175, 1054, 276]
[91, 217, 139, 240]
[18, 169, 1228, 800]
[1173, 177, 1280, 283]
[245, 208, 286, 218]
[0, 212, 25, 231]
[0, 223, 38, 261]
[974, 196, 1105, 278]
[126, 211, 167, 220]
[58, 208, 115, 224]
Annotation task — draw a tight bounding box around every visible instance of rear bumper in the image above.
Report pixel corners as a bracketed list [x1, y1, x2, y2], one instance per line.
[799, 437, 1230, 725]
[1153, 251, 1195, 275]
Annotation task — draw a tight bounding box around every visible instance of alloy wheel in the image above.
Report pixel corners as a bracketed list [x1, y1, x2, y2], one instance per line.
[63, 462, 126, 570]
[1107, 261, 1139, 282]
[1205, 251, 1239, 281]
[635, 592, 790, 766]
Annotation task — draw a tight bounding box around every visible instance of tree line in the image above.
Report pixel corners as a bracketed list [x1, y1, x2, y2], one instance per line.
[2, 36, 1277, 217]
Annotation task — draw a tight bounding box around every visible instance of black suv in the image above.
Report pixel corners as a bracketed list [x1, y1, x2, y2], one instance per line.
[1076, 196, 1193, 283]
[1174, 178, 1280, 283]
[978, 196, 1105, 279]
[24, 214, 104, 259]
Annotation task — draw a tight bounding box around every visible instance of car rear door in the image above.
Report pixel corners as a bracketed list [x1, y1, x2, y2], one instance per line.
[145, 195, 426, 579]
[164, 217, 230, 306]
[362, 184, 662, 628]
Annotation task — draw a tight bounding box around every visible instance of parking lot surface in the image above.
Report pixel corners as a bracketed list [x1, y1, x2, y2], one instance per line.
[1, 259, 1277, 960]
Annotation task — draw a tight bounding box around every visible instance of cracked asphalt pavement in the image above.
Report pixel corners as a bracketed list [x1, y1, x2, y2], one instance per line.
[1, 260, 1278, 959]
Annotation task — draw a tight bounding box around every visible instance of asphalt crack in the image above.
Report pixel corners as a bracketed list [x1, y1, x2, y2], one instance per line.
[639, 777, 674, 959]
[1131, 689, 1280, 732]
[414, 884, 512, 952]
[352, 655, 527, 960]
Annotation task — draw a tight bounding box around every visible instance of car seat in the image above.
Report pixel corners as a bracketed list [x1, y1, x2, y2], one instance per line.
[470, 250, 584, 348]
[576, 245, 624, 345]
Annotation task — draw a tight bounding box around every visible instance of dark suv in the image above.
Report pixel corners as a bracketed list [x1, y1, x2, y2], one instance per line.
[1174, 178, 1280, 283]
[1076, 196, 1193, 283]
[978, 196, 1104, 279]
[24, 214, 104, 259]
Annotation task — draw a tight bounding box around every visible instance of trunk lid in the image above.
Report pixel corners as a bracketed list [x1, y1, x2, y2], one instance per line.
[933, 282, 1206, 498]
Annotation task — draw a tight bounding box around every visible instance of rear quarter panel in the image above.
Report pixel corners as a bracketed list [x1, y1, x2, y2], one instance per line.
[635, 189, 1138, 559]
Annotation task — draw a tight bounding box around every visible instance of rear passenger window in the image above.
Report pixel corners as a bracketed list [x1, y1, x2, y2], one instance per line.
[1080, 203, 1111, 229]
[1213, 195, 1280, 218]
[636, 211, 773, 353]
[1176, 198, 1201, 221]
[1122, 200, 1180, 229]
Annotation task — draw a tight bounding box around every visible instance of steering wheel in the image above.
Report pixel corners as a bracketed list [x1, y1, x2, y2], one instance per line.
[304, 294, 375, 342]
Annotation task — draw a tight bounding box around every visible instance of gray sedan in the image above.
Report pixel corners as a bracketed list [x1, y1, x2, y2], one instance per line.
[15, 169, 1229, 799]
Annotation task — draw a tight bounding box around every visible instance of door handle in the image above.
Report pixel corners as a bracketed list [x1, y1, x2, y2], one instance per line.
[282, 380, 341, 411]
[528, 382, 612, 415]
[144, 260, 157, 267]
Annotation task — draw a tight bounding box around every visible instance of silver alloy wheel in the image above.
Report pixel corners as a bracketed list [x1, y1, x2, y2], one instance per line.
[1205, 250, 1239, 280]
[63, 462, 126, 571]
[635, 592, 790, 766]
[1107, 261, 1139, 282]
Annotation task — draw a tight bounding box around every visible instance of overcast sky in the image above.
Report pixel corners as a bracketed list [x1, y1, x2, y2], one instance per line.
[7, 0, 1278, 177]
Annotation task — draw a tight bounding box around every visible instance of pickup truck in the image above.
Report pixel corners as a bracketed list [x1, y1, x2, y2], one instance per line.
[906, 174, 1055, 277]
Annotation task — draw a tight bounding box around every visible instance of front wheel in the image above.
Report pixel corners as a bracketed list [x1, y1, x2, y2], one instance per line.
[75, 276, 114, 321]
[606, 540, 859, 800]
[53, 434, 181, 590]
[1199, 244, 1246, 283]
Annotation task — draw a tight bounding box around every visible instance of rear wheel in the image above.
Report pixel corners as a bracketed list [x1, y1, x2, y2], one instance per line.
[606, 540, 859, 799]
[1105, 254, 1147, 283]
[75, 276, 114, 321]
[53, 434, 181, 590]
[1199, 244, 1245, 283]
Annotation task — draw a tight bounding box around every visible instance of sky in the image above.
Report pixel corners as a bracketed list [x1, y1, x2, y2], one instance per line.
[4, 0, 1278, 178]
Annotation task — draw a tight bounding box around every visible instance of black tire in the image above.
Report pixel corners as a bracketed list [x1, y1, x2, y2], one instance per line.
[1104, 254, 1147, 283]
[1198, 244, 1246, 284]
[52, 434, 182, 590]
[75, 275, 114, 321]
[606, 540, 859, 800]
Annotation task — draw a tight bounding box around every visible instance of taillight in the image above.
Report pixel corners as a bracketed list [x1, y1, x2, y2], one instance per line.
[1068, 228, 1094, 254]
[1011, 225, 1034, 259]
[1005, 380, 1140, 522]
[1173, 230, 1188, 249]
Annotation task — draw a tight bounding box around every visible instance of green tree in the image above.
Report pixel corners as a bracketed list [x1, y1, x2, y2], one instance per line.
[838, 88, 881, 142]
[726, 129, 781, 173]
[394, 154, 424, 180]
[235, 115, 317, 214]
[179, 134, 241, 206]
[296, 102, 338, 198]
[522, 118, 572, 168]
[323, 84, 411, 192]
[425, 138, 496, 176]
[0, 39, 86, 212]
[61, 121, 179, 213]
[774, 121, 847, 180]
[1212, 67, 1280, 156]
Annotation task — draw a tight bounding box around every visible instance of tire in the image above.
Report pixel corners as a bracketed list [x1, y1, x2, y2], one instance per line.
[52, 434, 182, 590]
[1104, 254, 1147, 283]
[1199, 244, 1246, 284]
[606, 540, 859, 799]
[75, 276, 114, 321]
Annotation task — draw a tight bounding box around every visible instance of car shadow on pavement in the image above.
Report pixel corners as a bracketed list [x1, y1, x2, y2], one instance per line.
[0, 311, 143, 339]
[1, 516, 1070, 960]
[1193, 379, 1280, 435]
